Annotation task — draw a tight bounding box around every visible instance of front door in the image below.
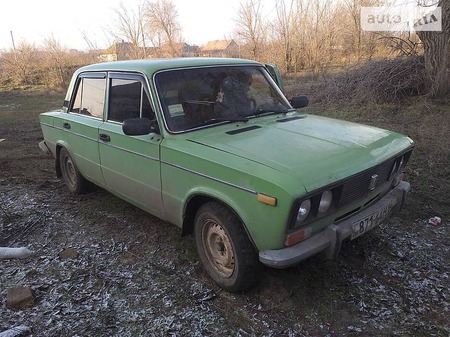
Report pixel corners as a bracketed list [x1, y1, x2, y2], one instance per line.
[98, 73, 163, 216]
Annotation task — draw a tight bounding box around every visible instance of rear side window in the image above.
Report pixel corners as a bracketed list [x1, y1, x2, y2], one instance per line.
[70, 74, 106, 119]
[108, 76, 155, 123]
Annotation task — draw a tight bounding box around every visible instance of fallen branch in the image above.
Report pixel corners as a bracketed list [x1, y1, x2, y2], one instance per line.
[0, 326, 31, 337]
[315, 56, 426, 104]
[0, 247, 34, 260]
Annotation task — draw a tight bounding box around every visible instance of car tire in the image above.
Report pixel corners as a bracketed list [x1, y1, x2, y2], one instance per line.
[194, 201, 261, 292]
[59, 147, 90, 194]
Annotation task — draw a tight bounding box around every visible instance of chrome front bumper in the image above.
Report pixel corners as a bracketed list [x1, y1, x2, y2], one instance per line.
[259, 181, 410, 268]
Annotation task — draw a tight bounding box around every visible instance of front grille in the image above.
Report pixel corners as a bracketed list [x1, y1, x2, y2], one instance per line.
[288, 149, 412, 229]
[338, 159, 394, 206]
[337, 149, 412, 207]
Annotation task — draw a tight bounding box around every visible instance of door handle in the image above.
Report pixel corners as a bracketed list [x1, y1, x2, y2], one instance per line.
[99, 133, 111, 142]
[63, 122, 71, 129]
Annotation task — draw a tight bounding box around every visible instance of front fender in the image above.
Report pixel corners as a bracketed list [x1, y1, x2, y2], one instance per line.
[162, 170, 294, 251]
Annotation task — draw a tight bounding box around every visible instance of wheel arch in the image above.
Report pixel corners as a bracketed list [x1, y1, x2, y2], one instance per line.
[55, 141, 74, 178]
[55, 143, 67, 178]
[181, 193, 258, 250]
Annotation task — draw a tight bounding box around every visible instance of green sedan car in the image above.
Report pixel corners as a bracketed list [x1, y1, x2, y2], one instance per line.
[39, 58, 414, 292]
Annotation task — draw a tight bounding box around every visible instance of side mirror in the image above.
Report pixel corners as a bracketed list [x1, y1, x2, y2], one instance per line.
[122, 118, 159, 136]
[290, 96, 309, 109]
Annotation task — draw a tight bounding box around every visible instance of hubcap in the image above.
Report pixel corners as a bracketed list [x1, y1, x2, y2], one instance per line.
[63, 156, 76, 188]
[202, 219, 235, 278]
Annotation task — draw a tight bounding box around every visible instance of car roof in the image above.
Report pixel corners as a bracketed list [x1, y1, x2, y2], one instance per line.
[76, 57, 262, 77]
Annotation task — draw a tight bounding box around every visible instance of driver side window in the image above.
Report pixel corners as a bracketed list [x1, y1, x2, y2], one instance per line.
[108, 77, 155, 123]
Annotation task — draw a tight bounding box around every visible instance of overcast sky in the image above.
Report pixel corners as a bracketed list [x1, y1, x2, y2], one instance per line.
[0, 0, 275, 51]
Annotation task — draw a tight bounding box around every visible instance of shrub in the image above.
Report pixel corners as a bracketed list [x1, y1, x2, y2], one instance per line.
[311, 56, 427, 104]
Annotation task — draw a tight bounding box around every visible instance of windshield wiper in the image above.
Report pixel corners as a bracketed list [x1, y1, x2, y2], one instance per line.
[254, 108, 296, 116]
[202, 117, 249, 125]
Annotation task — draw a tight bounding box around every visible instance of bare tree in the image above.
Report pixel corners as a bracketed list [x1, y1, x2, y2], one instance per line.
[272, 0, 298, 73]
[79, 31, 106, 63]
[42, 36, 73, 88]
[1, 41, 40, 86]
[81, 30, 99, 52]
[338, 0, 379, 58]
[109, 1, 148, 59]
[339, 0, 378, 61]
[145, 0, 182, 57]
[417, 0, 449, 97]
[304, 0, 338, 73]
[234, 0, 266, 60]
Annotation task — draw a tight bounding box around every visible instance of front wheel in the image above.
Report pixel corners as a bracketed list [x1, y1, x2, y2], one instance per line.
[59, 147, 90, 194]
[194, 202, 261, 292]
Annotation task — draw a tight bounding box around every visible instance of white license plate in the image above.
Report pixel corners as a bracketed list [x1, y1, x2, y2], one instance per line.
[351, 202, 393, 240]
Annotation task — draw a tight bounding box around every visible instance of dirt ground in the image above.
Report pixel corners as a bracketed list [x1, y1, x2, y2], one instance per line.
[1, 91, 449, 336]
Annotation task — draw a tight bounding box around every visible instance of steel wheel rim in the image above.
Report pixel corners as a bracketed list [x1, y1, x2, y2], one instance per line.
[63, 155, 77, 188]
[201, 219, 235, 278]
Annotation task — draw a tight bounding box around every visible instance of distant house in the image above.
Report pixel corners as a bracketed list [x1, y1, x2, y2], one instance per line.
[99, 41, 141, 62]
[154, 42, 199, 58]
[202, 40, 240, 58]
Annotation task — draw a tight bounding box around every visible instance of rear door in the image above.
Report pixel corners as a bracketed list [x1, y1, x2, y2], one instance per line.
[98, 72, 163, 216]
[61, 72, 106, 186]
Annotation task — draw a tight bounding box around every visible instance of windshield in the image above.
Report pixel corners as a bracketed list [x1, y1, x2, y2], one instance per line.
[155, 65, 292, 132]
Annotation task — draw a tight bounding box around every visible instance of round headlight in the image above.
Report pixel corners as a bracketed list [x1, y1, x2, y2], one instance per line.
[296, 199, 311, 223]
[318, 190, 333, 214]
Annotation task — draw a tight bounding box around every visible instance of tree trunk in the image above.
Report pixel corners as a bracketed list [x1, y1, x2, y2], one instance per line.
[417, 0, 450, 97]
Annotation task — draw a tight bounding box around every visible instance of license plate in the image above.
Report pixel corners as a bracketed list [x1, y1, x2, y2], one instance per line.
[351, 202, 393, 240]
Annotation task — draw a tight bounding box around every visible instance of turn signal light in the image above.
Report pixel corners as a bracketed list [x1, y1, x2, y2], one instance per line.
[257, 193, 277, 206]
[286, 227, 312, 246]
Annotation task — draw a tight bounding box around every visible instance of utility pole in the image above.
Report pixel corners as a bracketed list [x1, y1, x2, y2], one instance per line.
[10, 30, 18, 62]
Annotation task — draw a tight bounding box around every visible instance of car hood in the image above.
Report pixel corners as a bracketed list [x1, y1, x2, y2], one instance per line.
[187, 115, 413, 192]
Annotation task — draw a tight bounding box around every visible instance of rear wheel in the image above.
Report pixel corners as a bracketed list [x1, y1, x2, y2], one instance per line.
[59, 147, 90, 194]
[194, 202, 261, 292]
